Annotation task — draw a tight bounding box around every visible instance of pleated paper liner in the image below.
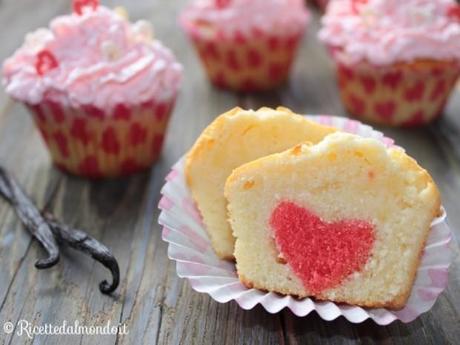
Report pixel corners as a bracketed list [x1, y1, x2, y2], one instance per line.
[335, 59, 460, 127]
[27, 98, 176, 178]
[158, 115, 453, 325]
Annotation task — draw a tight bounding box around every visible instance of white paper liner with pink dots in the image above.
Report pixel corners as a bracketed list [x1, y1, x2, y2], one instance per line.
[158, 115, 453, 325]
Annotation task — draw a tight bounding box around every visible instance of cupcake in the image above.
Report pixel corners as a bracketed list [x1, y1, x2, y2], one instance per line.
[180, 0, 309, 92]
[319, 0, 460, 127]
[225, 132, 441, 309]
[3, 1, 182, 178]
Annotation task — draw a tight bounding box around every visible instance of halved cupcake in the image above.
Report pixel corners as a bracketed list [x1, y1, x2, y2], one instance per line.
[225, 132, 440, 309]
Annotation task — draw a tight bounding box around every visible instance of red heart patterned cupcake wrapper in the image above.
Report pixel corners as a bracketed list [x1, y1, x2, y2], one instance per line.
[159, 115, 453, 325]
[185, 27, 303, 92]
[336, 60, 460, 126]
[26, 98, 176, 178]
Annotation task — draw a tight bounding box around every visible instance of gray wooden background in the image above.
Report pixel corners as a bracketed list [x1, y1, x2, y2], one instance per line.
[0, 1, 459, 344]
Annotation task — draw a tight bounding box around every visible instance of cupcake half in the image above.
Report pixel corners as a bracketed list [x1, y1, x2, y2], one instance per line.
[180, 0, 309, 92]
[3, 2, 183, 178]
[225, 132, 441, 309]
[319, 0, 460, 127]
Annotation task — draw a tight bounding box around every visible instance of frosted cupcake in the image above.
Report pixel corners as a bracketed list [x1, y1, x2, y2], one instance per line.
[3, 1, 182, 178]
[319, 0, 460, 127]
[180, 0, 309, 92]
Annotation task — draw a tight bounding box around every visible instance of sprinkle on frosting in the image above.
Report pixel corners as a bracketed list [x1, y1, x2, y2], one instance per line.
[180, 0, 309, 37]
[319, 0, 460, 66]
[3, 6, 182, 110]
[215, 0, 232, 9]
[73, 0, 99, 16]
[35, 50, 59, 76]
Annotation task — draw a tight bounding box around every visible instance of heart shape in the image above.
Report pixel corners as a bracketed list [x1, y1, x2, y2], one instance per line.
[404, 81, 425, 102]
[270, 202, 375, 294]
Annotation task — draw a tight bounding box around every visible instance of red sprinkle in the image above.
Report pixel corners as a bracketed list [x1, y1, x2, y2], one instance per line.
[35, 50, 59, 76]
[351, 0, 368, 14]
[73, 0, 99, 15]
[215, 0, 231, 9]
[447, 5, 460, 21]
[270, 202, 375, 294]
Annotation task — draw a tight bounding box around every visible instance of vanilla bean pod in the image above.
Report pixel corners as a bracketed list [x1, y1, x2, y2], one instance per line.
[0, 167, 60, 269]
[0, 167, 120, 294]
[44, 214, 120, 294]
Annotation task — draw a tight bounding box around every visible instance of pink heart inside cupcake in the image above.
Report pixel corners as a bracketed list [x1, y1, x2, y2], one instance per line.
[270, 201, 375, 294]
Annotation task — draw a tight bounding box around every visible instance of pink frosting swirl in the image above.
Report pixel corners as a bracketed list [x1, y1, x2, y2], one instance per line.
[319, 0, 460, 66]
[180, 0, 309, 37]
[3, 6, 183, 110]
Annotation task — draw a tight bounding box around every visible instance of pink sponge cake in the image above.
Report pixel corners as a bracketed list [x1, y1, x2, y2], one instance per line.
[271, 201, 375, 295]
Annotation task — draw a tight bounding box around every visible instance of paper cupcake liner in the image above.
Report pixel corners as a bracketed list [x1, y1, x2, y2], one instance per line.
[336, 60, 460, 126]
[26, 98, 176, 178]
[183, 25, 303, 92]
[158, 115, 453, 325]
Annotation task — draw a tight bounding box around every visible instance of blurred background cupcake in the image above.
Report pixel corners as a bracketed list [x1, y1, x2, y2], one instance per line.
[180, 0, 309, 92]
[319, 0, 460, 127]
[3, 1, 182, 178]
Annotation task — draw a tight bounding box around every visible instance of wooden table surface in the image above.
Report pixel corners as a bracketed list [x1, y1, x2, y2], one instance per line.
[0, 1, 459, 344]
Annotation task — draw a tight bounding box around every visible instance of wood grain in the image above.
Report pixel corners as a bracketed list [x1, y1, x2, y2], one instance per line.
[0, 1, 458, 344]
